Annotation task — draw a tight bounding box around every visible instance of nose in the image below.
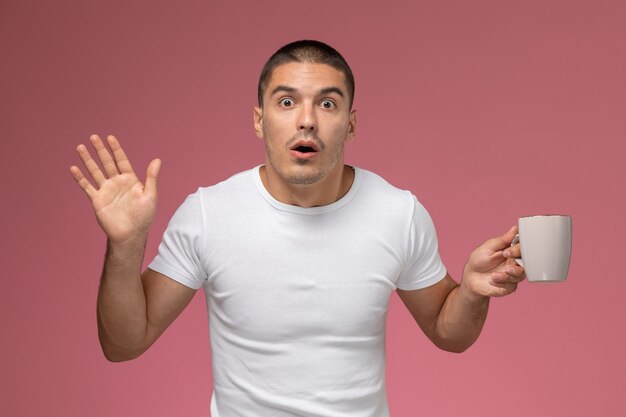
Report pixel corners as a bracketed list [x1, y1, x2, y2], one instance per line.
[297, 102, 316, 132]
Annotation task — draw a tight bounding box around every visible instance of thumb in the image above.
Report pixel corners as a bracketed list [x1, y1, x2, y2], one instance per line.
[497, 225, 518, 249]
[145, 158, 161, 198]
[485, 225, 518, 253]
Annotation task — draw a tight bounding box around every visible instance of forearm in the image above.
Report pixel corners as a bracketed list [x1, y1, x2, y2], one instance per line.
[405, 227, 522, 353]
[97, 236, 150, 361]
[432, 279, 490, 353]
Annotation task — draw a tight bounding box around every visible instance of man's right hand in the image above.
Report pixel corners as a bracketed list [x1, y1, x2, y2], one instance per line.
[70, 135, 195, 362]
[70, 134, 161, 244]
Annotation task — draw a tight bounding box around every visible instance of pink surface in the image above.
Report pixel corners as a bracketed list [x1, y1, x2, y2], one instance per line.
[1, 1, 624, 416]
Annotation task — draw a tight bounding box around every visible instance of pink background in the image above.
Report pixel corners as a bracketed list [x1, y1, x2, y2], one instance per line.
[2, 0, 625, 416]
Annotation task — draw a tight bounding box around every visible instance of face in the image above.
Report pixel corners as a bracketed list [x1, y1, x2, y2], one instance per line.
[254, 62, 356, 187]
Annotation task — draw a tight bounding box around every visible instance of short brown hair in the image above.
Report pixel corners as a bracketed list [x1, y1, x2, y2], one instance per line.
[257, 40, 355, 108]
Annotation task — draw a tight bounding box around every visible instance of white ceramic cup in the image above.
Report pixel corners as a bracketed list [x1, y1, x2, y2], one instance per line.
[512, 215, 572, 282]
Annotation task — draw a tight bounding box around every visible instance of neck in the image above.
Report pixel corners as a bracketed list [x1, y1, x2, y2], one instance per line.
[260, 164, 355, 208]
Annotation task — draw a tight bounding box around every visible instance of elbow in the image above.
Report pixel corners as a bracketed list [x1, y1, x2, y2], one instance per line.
[432, 336, 476, 354]
[103, 351, 127, 363]
[98, 327, 149, 362]
[429, 321, 483, 354]
[102, 348, 141, 362]
[438, 343, 472, 354]
[101, 345, 145, 362]
[99, 335, 147, 362]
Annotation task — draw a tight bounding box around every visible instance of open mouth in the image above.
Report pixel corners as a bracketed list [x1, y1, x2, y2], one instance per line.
[294, 146, 316, 153]
[290, 139, 320, 158]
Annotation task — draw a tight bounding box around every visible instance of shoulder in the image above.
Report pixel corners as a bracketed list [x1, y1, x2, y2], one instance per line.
[169, 168, 258, 221]
[196, 167, 255, 196]
[189, 167, 259, 206]
[358, 168, 410, 197]
[355, 167, 424, 215]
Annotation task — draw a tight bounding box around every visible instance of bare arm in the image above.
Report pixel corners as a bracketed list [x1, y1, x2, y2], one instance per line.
[71, 134, 196, 361]
[397, 226, 525, 353]
[96, 240, 196, 361]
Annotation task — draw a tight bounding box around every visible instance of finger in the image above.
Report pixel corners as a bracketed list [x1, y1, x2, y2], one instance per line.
[491, 267, 525, 284]
[144, 158, 161, 198]
[503, 242, 521, 259]
[90, 134, 119, 177]
[504, 264, 526, 281]
[70, 165, 96, 199]
[489, 281, 518, 296]
[76, 143, 107, 186]
[106, 135, 135, 175]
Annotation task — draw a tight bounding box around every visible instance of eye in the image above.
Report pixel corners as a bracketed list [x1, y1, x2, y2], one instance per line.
[279, 98, 294, 107]
[320, 99, 336, 109]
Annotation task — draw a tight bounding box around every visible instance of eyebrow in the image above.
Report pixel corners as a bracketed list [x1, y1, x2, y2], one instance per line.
[270, 85, 345, 98]
[319, 87, 344, 98]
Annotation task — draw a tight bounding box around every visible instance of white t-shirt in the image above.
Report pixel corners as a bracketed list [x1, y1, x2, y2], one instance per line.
[149, 166, 446, 417]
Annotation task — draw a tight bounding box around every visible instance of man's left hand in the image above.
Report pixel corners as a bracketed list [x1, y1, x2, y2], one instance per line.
[461, 226, 526, 299]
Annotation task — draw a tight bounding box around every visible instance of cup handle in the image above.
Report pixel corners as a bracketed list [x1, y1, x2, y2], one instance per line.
[511, 234, 523, 267]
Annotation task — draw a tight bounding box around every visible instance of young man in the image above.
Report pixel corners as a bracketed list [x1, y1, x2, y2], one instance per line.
[70, 40, 525, 416]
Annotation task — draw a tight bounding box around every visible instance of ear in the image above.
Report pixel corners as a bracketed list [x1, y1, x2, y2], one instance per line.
[253, 106, 264, 139]
[345, 109, 357, 142]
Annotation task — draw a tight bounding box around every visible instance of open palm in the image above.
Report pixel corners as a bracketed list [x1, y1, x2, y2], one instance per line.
[70, 135, 161, 244]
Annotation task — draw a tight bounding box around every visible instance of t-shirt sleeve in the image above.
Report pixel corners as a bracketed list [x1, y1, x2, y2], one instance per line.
[148, 191, 207, 289]
[395, 196, 447, 290]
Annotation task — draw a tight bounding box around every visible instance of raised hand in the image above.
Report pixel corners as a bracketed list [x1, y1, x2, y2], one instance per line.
[70, 134, 161, 244]
[461, 225, 526, 298]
